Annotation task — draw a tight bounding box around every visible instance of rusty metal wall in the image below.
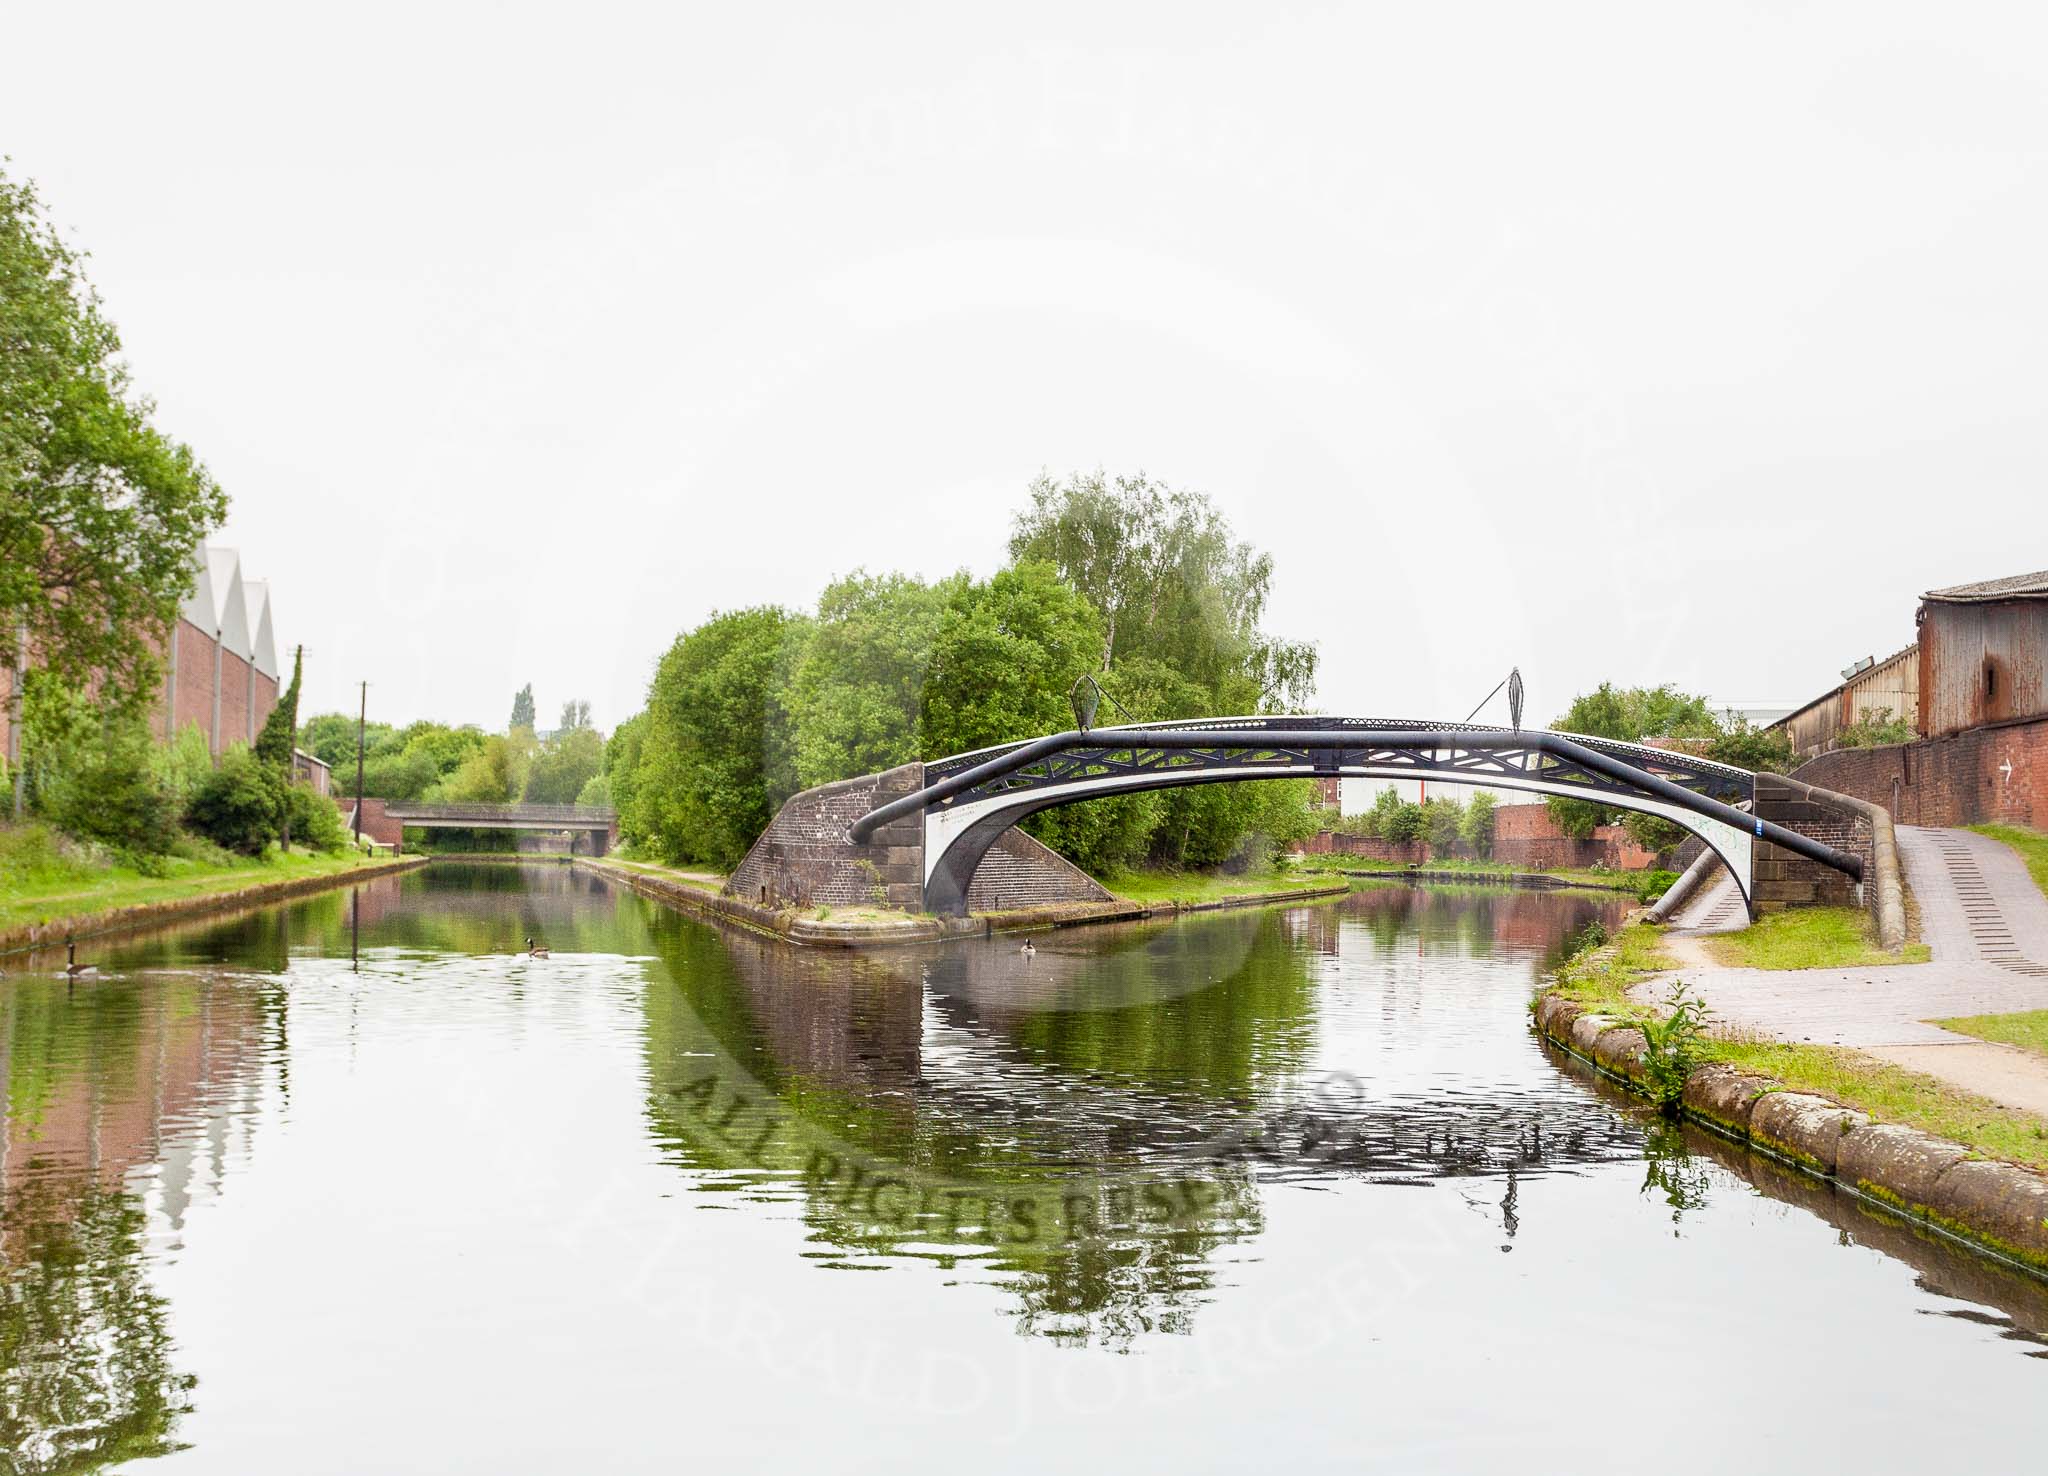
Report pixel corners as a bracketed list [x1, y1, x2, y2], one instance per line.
[1921, 601, 2048, 737]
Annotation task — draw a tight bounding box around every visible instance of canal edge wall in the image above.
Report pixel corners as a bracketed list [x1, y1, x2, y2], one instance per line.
[0, 853, 430, 957]
[575, 857, 1348, 948]
[1532, 985, 2048, 1277]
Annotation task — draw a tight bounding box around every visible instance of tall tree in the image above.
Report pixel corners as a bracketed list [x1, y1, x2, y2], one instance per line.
[2, 167, 228, 813]
[1008, 471, 1317, 711]
[254, 645, 303, 845]
[508, 684, 536, 733]
[633, 606, 808, 867]
[558, 698, 591, 731]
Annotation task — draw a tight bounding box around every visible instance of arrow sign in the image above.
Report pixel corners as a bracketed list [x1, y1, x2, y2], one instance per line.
[2000, 759, 2014, 783]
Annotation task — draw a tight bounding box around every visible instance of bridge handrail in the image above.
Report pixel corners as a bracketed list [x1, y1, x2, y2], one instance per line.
[919, 714, 1756, 785]
[380, 802, 618, 823]
[850, 724, 1863, 881]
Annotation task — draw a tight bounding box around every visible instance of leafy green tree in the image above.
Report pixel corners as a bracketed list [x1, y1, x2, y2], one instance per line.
[1422, 794, 1465, 853]
[634, 607, 808, 866]
[299, 712, 393, 774]
[603, 713, 646, 840]
[1459, 790, 1498, 857]
[558, 699, 591, 731]
[508, 684, 536, 733]
[1548, 683, 1722, 845]
[919, 562, 1103, 757]
[1008, 471, 1317, 711]
[524, 724, 605, 804]
[1, 167, 229, 787]
[786, 572, 950, 788]
[437, 734, 527, 804]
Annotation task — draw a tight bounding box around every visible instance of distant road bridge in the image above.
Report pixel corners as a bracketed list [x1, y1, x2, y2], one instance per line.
[380, 802, 620, 855]
[814, 716, 1864, 917]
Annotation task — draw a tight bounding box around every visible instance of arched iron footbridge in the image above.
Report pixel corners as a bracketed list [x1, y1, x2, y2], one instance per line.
[848, 716, 1861, 916]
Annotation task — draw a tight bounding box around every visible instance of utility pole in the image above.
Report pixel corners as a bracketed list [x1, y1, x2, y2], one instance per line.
[353, 681, 367, 847]
[9, 618, 25, 821]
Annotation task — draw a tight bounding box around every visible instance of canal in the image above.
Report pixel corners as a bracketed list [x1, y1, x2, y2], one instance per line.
[2, 862, 2043, 1472]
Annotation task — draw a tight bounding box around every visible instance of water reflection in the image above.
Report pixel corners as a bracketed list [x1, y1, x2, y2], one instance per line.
[1, 972, 277, 1471]
[3, 864, 2047, 1470]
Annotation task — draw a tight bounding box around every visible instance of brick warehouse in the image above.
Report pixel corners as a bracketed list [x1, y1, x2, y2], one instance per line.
[2, 546, 283, 768]
[1781, 568, 2048, 830]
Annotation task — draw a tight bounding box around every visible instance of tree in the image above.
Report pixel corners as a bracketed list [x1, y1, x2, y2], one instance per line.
[524, 724, 605, 805]
[253, 645, 303, 845]
[508, 684, 536, 733]
[558, 699, 591, 731]
[2, 166, 228, 806]
[784, 572, 949, 788]
[1460, 790, 1498, 857]
[438, 735, 526, 804]
[918, 562, 1103, 758]
[1008, 471, 1317, 711]
[633, 606, 808, 867]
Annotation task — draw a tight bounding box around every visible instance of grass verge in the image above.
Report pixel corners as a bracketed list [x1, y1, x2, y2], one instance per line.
[1098, 865, 1346, 907]
[1291, 851, 1659, 894]
[1550, 920, 2048, 1171]
[1701, 906, 1929, 970]
[1936, 1009, 2048, 1061]
[1970, 823, 2048, 904]
[1, 828, 377, 938]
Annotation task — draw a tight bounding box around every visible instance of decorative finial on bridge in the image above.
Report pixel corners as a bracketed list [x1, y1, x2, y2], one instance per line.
[1508, 667, 1524, 732]
[1070, 673, 1103, 732]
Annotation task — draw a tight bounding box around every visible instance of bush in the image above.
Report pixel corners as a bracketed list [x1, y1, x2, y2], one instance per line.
[150, 722, 215, 810]
[38, 727, 180, 862]
[185, 747, 280, 855]
[1634, 868, 1681, 904]
[1460, 790, 1497, 857]
[285, 783, 350, 853]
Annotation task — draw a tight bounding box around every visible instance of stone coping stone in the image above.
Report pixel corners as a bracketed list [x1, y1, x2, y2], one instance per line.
[1748, 1092, 1867, 1175]
[1836, 1124, 1970, 1209]
[1534, 984, 2048, 1274]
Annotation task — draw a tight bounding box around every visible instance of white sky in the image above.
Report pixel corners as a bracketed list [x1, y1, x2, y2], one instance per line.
[5, 3, 2043, 734]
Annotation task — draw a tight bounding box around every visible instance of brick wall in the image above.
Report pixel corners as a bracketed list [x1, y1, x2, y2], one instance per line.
[1793, 713, 2048, 830]
[1294, 805, 1661, 870]
[964, 827, 1115, 910]
[1751, 773, 1875, 915]
[727, 765, 928, 911]
[340, 797, 404, 848]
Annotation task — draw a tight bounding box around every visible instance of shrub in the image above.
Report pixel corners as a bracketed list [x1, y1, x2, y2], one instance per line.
[150, 722, 215, 810]
[38, 727, 180, 861]
[1634, 868, 1681, 904]
[1640, 981, 1712, 1112]
[185, 747, 280, 855]
[1836, 707, 1916, 750]
[285, 783, 350, 853]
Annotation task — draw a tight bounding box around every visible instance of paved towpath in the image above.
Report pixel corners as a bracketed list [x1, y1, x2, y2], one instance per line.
[1635, 826, 2048, 1115]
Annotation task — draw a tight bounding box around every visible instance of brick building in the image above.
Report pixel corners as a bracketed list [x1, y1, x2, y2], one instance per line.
[1787, 568, 2048, 830]
[2, 546, 283, 768]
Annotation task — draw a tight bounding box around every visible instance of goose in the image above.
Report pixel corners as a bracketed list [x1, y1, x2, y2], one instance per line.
[64, 937, 97, 981]
[525, 936, 550, 959]
[1018, 938, 1036, 957]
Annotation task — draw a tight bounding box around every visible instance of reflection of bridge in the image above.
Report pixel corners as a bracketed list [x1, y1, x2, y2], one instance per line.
[730, 716, 1867, 917]
[381, 802, 620, 855]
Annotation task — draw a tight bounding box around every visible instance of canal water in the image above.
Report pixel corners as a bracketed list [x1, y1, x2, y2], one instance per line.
[2, 863, 2043, 1473]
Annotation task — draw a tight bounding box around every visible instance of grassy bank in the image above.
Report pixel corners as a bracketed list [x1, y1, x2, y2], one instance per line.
[1, 822, 380, 939]
[1098, 865, 1346, 908]
[1292, 851, 1665, 895]
[1550, 922, 2048, 1171]
[1937, 1009, 2048, 1062]
[1702, 906, 1929, 970]
[1971, 823, 2048, 903]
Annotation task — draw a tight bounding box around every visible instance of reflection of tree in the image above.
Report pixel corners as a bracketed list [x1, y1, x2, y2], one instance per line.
[0, 1185, 192, 1473]
[626, 884, 1650, 1348]
[0, 973, 269, 1470]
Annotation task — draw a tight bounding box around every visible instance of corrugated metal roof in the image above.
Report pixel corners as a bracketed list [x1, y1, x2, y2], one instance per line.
[1924, 569, 2048, 604]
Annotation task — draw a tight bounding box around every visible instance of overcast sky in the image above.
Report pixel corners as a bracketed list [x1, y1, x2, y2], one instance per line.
[5, 3, 2043, 734]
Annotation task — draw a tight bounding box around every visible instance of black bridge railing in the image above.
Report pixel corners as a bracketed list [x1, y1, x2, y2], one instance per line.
[380, 803, 618, 825]
[852, 720, 1861, 881]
